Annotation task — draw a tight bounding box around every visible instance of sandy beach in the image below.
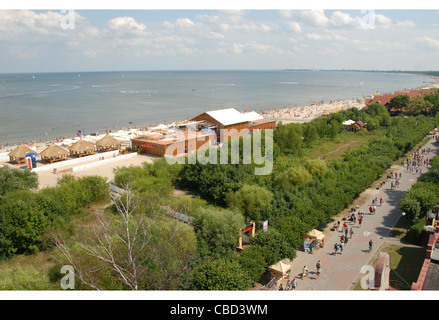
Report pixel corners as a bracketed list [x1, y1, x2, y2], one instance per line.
[259, 97, 367, 122]
[258, 76, 439, 122]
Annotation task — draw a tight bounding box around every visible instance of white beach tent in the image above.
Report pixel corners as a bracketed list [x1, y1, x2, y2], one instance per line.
[268, 261, 291, 276]
[303, 229, 325, 241]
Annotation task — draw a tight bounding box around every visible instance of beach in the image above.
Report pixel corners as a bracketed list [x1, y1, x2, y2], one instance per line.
[259, 97, 367, 122]
[259, 75, 439, 122]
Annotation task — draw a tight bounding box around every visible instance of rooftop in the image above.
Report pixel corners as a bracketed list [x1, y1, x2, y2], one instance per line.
[203, 108, 250, 126]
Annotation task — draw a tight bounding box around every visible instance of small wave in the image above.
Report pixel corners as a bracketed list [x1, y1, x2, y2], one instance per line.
[278, 81, 299, 85]
[0, 85, 80, 98]
[91, 84, 120, 88]
[120, 90, 143, 94]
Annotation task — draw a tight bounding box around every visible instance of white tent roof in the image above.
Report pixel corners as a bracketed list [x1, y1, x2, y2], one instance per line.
[268, 261, 291, 275]
[205, 108, 249, 126]
[304, 229, 325, 240]
[343, 120, 356, 126]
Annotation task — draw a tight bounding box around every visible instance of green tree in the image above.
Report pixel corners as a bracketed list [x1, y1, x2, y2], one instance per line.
[305, 159, 328, 176]
[191, 258, 253, 290]
[400, 197, 421, 222]
[225, 184, 273, 222]
[389, 94, 410, 111]
[277, 166, 312, 188]
[238, 246, 268, 282]
[193, 207, 245, 258]
[250, 229, 296, 265]
[0, 166, 38, 196]
[0, 190, 51, 257]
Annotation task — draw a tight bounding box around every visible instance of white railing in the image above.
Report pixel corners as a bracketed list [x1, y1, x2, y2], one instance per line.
[31, 150, 120, 173]
[72, 153, 137, 172]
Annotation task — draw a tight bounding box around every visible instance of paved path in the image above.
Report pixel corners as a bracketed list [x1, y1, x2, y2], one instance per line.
[284, 137, 439, 290]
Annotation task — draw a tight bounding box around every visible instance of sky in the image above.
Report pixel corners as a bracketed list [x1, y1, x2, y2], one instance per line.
[1, 7, 439, 73]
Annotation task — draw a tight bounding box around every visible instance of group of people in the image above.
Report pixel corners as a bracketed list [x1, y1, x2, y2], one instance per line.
[404, 147, 433, 174]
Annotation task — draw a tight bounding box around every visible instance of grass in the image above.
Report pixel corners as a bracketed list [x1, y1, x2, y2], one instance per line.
[304, 132, 371, 163]
[352, 242, 426, 290]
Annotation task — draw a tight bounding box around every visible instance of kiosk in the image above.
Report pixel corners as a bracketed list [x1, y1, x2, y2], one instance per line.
[303, 229, 326, 253]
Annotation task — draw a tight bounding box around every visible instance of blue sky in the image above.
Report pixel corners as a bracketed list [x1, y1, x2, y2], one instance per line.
[1, 9, 439, 73]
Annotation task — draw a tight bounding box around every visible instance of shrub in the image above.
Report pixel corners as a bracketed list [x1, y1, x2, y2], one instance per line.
[193, 207, 244, 259]
[191, 258, 253, 290]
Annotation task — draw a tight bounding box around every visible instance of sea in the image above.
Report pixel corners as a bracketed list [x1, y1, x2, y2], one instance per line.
[0, 70, 434, 145]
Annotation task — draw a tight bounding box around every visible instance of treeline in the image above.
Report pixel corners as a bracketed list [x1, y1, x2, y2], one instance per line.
[388, 91, 439, 117]
[400, 153, 439, 243]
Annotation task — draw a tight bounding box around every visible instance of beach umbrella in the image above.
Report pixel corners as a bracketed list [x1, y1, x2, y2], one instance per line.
[8, 145, 35, 164]
[39, 144, 69, 163]
[68, 138, 96, 156]
[96, 133, 122, 150]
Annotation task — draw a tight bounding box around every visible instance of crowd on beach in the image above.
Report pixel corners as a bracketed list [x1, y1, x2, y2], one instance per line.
[259, 98, 366, 121]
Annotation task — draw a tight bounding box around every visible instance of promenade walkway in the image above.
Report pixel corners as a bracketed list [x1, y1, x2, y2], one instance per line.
[285, 136, 439, 290]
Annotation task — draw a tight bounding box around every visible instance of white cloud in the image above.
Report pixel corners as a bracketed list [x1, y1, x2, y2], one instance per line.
[300, 10, 329, 27]
[175, 17, 196, 29]
[395, 20, 416, 28]
[231, 41, 283, 55]
[306, 32, 347, 41]
[330, 11, 362, 28]
[374, 14, 393, 29]
[107, 16, 147, 34]
[417, 36, 439, 49]
[287, 21, 302, 33]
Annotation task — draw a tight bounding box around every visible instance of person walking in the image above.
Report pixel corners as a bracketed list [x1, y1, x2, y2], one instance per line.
[349, 227, 354, 239]
[358, 217, 363, 227]
[334, 243, 339, 255]
[316, 260, 321, 279]
[302, 266, 309, 279]
[340, 242, 344, 254]
[369, 239, 373, 253]
[291, 278, 297, 290]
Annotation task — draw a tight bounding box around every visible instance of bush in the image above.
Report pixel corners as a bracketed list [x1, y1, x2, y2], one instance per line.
[193, 207, 244, 259]
[0, 166, 38, 196]
[225, 184, 273, 222]
[0, 266, 57, 290]
[238, 246, 268, 282]
[250, 229, 296, 265]
[191, 258, 253, 290]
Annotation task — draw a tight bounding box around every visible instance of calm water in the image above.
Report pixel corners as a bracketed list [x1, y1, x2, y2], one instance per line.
[0, 70, 433, 145]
